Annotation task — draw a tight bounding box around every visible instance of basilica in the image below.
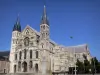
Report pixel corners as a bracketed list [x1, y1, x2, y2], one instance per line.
[9, 5, 91, 74]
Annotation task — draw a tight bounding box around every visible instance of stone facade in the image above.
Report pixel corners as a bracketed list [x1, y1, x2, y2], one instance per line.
[9, 6, 92, 74]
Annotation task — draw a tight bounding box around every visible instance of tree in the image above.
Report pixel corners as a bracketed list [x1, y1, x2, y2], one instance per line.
[97, 61, 100, 73]
[83, 54, 91, 74]
[76, 59, 84, 74]
[90, 57, 100, 73]
[76, 54, 100, 74]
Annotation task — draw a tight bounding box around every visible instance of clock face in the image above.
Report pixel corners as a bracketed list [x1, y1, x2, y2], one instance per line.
[24, 37, 29, 46]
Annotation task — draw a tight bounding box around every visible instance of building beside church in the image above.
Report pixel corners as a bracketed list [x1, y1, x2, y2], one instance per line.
[9, 6, 91, 74]
[0, 51, 10, 73]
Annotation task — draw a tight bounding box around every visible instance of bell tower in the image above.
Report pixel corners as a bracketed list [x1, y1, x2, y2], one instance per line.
[40, 5, 51, 74]
[40, 5, 49, 40]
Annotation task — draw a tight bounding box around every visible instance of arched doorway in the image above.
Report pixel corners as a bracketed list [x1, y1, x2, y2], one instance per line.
[22, 61, 27, 72]
[35, 63, 38, 72]
[14, 65, 16, 73]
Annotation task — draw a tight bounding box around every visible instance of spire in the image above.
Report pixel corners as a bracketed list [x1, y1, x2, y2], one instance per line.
[41, 5, 49, 25]
[16, 13, 20, 25]
[13, 14, 21, 32]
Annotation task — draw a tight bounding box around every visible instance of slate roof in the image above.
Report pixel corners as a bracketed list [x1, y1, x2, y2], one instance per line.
[66, 44, 89, 53]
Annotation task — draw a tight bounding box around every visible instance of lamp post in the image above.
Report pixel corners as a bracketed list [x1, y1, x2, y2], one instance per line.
[74, 48, 77, 75]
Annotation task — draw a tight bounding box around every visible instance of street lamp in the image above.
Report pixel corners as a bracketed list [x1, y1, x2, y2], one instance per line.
[74, 48, 77, 75]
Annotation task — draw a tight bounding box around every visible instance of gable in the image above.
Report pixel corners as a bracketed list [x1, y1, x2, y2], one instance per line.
[21, 25, 40, 36]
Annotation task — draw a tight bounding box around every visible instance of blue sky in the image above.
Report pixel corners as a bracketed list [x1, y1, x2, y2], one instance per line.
[0, 0, 100, 60]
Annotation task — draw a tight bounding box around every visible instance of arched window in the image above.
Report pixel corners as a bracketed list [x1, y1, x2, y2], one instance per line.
[24, 37, 29, 46]
[18, 61, 21, 71]
[36, 51, 38, 58]
[19, 51, 22, 60]
[43, 26, 45, 29]
[15, 54, 17, 60]
[29, 61, 32, 69]
[35, 63, 38, 72]
[30, 50, 32, 59]
[24, 49, 27, 59]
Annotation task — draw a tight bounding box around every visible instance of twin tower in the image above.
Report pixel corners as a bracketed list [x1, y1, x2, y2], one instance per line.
[9, 6, 51, 73]
[13, 5, 49, 41]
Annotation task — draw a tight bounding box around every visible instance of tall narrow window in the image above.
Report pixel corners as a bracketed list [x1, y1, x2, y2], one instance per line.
[24, 49, 27, 59]
[42, 43, 44, 48]
[37, 40, 39, 45]
[36, 51, 38, 58]
[46, 33, 48, 36]
[14, 65, 16, 73]
[29, 61, 32, 69]
[43, 26, 45, 29]
[15, 54, 17, 60]
[30, 50, 32, 59]
[19, 51, 22, 60]
[18, 61, 21, 71]
[35, 63, 38, 72]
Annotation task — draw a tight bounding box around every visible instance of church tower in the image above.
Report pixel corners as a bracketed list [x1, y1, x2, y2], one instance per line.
[40, 5, 51, 74]
[40, 5, 49, 40]
[9, 15, 21, 73]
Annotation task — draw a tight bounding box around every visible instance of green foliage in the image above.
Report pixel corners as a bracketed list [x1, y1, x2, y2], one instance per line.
[76, 59, 84, 74]
[69, 55, 100, 74]
[90, 57, 100, 73]
[75, 54, 91, 74]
